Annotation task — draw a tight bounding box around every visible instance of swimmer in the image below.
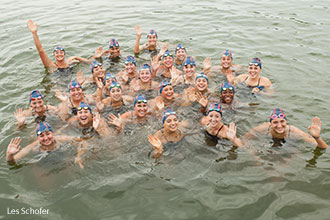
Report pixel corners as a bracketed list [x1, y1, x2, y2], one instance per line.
[6, 122, 79, 163]
[174, 44, 187, 70]
[93, 38, 121, 60]
[55, 80, 95, 119]
[148, 109, 185, 158]
[151, 48, 183, 79]
[219, 82, 237, 108]
[27, 20, 90, 72]
[200, 103, 243, 147]
[14, 90, 66, 128]
[233, 58, 272, 94]
[129, 64, 159, 92]
[95, 72, 117, 97]
[170, 56, 196, 87]
[77, 61, 106, 86]
[242, 108, 328, 149]
[134, 25, 159, 54]
[118, 56, 138, 87]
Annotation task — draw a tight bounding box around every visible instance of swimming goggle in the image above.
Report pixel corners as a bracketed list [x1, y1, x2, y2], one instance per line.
[53, 46, 65, 53]
[175, 44, 186, 53]
[269, 108, 287, 122]
[162, 51, 173, 59]
[92, 63, 102, 68]
[69, 84, 82, 90]
[249, 63, 259, 66]
[222, 87, 234, 91]
[37, 129, 51, 136]
[207, 103, 222, 116]
[147, 30, 158, 39]
[36, 122, 53, 136]
[109, 83, 122, 91]
[162, 110, 177, 124]
[77, 106, 90, 111]
[270, 114, 286, 120]
[136, 100, 147, 104]
[159, 81, 171, 94]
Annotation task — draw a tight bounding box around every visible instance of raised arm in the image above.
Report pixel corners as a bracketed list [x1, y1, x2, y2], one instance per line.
[27, 20, 55, 69]
[134, 25, 142, 54]
[6, 137, 38, 162]
[242, 122, 269, 141]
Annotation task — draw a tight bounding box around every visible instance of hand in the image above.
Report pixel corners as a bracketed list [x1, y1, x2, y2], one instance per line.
[131, 81, 140, 92]
[108, 113, 123, 129]
[7, 137, 22, 156]
[27, 19, 37, 33]
[195, 91, 208, 108]
[170, 66, 180, 80]
[55, 90, 68, 102]
[252, 87, 261, 94]
[14, 108, 26, 125]
[74, 156, 84, 169]
[119, 71, 129, 83]
[226, 122, 237, 141]
[135, 24, 142, 36]
[92, 112, 101, 130]
[156, 100, 164, 111]
[203, 57, 212, 70]
[96, 101, 104, 112]
[148, 134, 163, 153]
[96, 78, 104, 89]
[159, 46, 168, 57]
[76, 70, 86, 85]
[308, 117, 322, 138]
[94, 46, 103, 58]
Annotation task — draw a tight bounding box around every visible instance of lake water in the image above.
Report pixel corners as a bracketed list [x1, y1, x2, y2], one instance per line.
[0, 0, 330, 219]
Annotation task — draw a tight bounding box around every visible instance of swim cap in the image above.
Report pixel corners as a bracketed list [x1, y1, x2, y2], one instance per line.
[134, 94, 147, 107]
[91, 61, 102, 73]
[162, 109, 177, 124]
[103, 72, 117, 85]
[125, 55, 136, 66]
[221, 50, 232, 59]
[207, 103, 222, 117]
[29, 90, 43, 104]
[77, 102, 92, 114]
[109, 39, 120, 48]
[183, 56, 196, 66]
[36, 122, 53, 136]
[195, 72, 208, 82]
[162, 50, 173, 59]
[53, 45, 65, 53]
[269, 108, 287, 122]
[175, 44, 186, 53]
[249, 57, 262, 69]
[220, 82, 235, 94]
[68, 80, 82, 92]
[159, 81, 171, 94]
[109, 82, 122, 92]
[139, 63, 152, 73]
[147, 30, 158, 39]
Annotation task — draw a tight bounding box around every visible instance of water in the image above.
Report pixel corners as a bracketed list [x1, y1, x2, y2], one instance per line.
[0, 0, 330, 219]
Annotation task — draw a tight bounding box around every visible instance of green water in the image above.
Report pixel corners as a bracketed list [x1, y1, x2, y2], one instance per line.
[0, 0, 330, 219]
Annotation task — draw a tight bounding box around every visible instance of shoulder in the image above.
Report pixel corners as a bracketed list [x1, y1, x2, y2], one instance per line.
[260, 77, 272, 87]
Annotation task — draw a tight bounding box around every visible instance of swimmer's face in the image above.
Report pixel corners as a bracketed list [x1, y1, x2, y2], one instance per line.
[147, 35, 157, 46]
[161, 85, 174, 100]
[221, 56, 232, 69]
[93, 65, 105, 79]
[163, 56, 174, 68]
[184, 64, 196, 78]
[38, 131, 54, 147]
[270, 118, 287, 134]
[53, 50, 65, 62]
[110, 87, 122, 102]
[208, 111, 222, 128]
[77, 109, 92, 126]
[164, 115, 178, 132]
[176, 49, 186, 62]
[110, 46, 120, 58]
[221, 89, 234, 104]
[125, 63, 136, 74]
[195, 78, 208, 92]
[134, 102, 148, 118]
[30, 98, 45, 113]
[248, 64, 261, 79]
[70, 87, 83, 101]
[139, 69, 152, 83]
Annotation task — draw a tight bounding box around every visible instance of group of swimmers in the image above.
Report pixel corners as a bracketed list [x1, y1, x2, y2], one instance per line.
[6, 20, 328, 167]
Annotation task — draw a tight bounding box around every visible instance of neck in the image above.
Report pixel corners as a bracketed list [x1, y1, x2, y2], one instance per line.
[56, 60, 67, 68]
[176, 59, 183, 65]
[139, 79, 151, 88]
[208, 122, 223, 133]
[148, 44, 156, 50]
[71, 97, 83, 107]
[79, 120, 93, 128]
[40, 141, 56, 152]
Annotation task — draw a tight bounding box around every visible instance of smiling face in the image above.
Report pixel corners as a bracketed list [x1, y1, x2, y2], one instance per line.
[147, 35, 157, 47]
[163, 56, 174, 68]
[195, 78, 208, 92]
[38, 131, 55, 147]
[110, 46, 120, 58]
[183, 64, 196, 78]
[110, 87, 122, 102]
[270, 118, 287, 134]
[164, 115, 179, 132]
[134, 102, 148, 118]
[30, 98, 45, 113]
[139, 69, 152, 83]
[53, 50, 65, 62]
[161, 85, 174, 100]
[77, 109, 93, 126]
[221, 89, 234, 104]
[248, 64, 261, 79]
[176, 49, 186, 62]
[70, 87, 83, 102]
[221, 56, 232, 69]
[93, 65, 105, 80]
[207, 111, 222, 128]
[125, 63, 136, 74]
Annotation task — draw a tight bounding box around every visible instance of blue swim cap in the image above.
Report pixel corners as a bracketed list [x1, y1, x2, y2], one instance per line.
[53, 45, 65, 53]
[269, 108, 287, 122]
[162, 50, 173, 59]
[249, 57, 262, 69]
[207, 103, 222, 117]
[162, 109, 177, 124]
[159, 81, 171, 94]
[221, 50, 232, 59]
[68, 80, 82, 92]
[147, 30, 158, 39]
[109, 82, 122, 92]
[195, 72, 208, 82]
[91, 61, 102, 73]
[183, 56, 196, 66]
[139, 63, 152, 73]
[36, 122, 53, 136]
[220, 82, 235, 94]
[125, 55, 136, 66]
[77, 101, 92, 114]
[109, 39, 120, 48]
[175, 44, 186, 53]
[103, 72, 117, 85]
[134, 94, 147, 107]
[29, 90, 43, 104]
